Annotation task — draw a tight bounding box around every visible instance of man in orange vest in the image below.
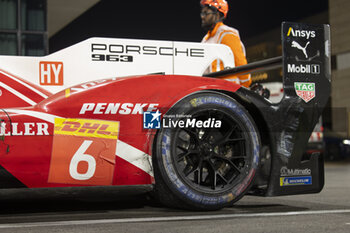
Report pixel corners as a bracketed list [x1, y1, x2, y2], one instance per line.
[200, 0, 252, 87]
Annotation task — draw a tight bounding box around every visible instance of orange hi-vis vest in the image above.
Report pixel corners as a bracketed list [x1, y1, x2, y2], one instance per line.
[202, 22, 252, 87]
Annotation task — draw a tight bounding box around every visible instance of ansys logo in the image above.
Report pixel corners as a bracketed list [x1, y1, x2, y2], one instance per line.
[287, 27, 316, 39]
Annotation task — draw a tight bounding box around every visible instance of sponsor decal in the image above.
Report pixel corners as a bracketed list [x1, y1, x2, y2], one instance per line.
[142, 111, 222, 129]
[39, 61, 64, 86]
[287, 27, 316, 39]
[53, 118, 118, 139]
[287, 64, 320, 74]
[280, 166, 312, 177]
[287, 27, 320, 62]
[49, 118, 119, 186]
[79, 103, 159, 115]
[0, 122, 49, 136]
[291, 41, 310, 59]
[294, 82, 316, 103]
[65, 79, 118, 96]
[280, 176, 312, 186]
[70, 79, 112, 93]
[91, 43, 205, 62]
[143, 111, 161, 129]
[162, 116, 222, 129]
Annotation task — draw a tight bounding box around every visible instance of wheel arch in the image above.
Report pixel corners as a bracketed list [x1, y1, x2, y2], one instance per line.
[210, 89, 273, 191]
[210, 90, 271, 147]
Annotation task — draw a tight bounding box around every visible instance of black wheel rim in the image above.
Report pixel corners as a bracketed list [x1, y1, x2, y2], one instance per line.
[171, 108, 251, 194]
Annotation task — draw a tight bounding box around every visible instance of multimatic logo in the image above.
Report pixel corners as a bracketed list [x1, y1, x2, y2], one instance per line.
[91, 43, 205, 62]
[287, 27, 316, 39]
[280, 166, 312, 177]
[287, 64, 320, 74]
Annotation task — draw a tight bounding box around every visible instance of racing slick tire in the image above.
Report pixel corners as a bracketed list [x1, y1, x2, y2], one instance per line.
[153, 91, 261, 210]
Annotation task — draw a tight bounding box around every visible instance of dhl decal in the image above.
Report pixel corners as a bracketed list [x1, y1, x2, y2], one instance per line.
[49, 118, 120, 186]
[54, 118, 119, 139]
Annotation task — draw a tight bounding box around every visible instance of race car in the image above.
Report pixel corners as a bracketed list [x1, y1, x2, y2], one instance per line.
[0, 22, 331, 210]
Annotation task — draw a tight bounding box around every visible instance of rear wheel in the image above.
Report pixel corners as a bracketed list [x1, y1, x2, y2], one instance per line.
[153, 92, 260, 210]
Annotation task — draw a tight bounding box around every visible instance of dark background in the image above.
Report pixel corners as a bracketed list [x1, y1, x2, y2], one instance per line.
[49, 0, 329, 53]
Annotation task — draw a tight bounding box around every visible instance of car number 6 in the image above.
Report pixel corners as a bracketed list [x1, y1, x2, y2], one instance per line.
[69, 140, 96, 180]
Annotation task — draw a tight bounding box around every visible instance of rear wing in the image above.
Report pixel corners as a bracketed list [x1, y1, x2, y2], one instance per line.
[207, 22, 331, 196]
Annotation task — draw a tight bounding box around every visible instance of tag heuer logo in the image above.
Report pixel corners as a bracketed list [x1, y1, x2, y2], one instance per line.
[294, 82, 315, 103]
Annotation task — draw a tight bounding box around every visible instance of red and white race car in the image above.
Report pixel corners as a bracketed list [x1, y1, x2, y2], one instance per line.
[0, 22, 331, 210]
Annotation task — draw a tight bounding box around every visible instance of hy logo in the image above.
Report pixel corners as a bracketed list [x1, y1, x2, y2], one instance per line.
[39, 61, 64, 86]
[287, 27, 316, 39]
[294, 82, 315, 103]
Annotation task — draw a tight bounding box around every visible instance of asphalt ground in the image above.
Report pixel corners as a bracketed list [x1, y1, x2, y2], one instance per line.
[0, 160, 348, 233]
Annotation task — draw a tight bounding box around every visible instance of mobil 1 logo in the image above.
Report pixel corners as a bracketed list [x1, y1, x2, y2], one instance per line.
[287, 63, 320, 75]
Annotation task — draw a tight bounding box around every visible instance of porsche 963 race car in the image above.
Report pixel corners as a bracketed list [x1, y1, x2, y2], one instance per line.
[0, 22, 331, 210]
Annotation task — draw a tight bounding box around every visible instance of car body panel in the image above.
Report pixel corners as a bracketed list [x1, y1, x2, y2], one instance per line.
[0, 38, 235, 95]
[0, 75, 240, 189]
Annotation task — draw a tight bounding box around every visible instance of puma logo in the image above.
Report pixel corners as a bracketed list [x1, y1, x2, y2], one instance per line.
[292, 41, 310, 58]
